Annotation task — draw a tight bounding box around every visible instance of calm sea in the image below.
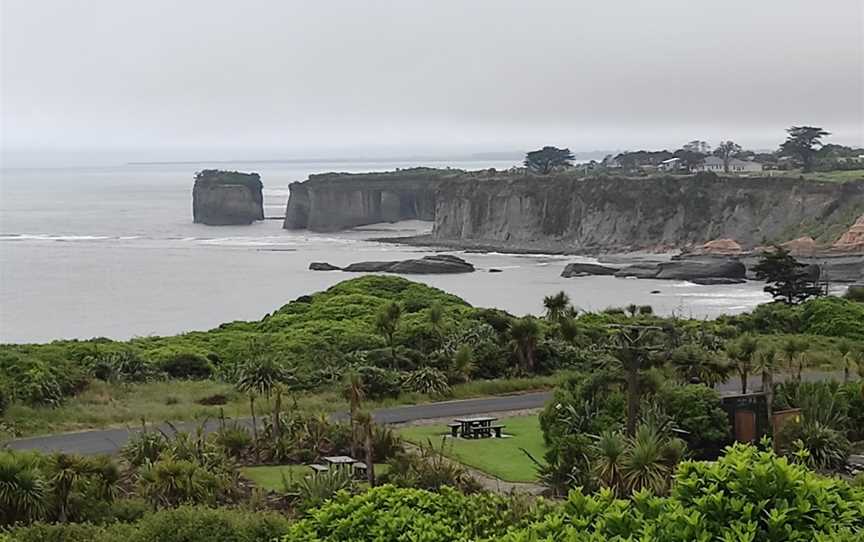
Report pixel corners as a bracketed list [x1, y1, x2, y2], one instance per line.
[0, 159, 772, 343]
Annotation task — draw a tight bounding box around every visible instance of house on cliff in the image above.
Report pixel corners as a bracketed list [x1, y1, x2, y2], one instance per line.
[691, 156, 763, 173]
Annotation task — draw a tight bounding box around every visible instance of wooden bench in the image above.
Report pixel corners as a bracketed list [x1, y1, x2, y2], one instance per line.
[471, 425, 492, 439]
[490, 425, 505, 438]
[447, 423, 462, 437]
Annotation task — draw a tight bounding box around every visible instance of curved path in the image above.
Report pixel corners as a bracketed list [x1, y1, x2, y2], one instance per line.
[5, 370, 843, 456]
[6, 391, 552, 456]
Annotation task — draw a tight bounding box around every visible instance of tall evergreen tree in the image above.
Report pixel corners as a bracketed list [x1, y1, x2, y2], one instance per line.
[751, 246, 823, 304]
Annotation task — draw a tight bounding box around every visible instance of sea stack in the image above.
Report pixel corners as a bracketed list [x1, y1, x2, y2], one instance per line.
[192, 170, 264, 225]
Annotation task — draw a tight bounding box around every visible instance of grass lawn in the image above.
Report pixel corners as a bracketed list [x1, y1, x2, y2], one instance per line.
[3, 374, 560, 439]
[241, 464, 390, 492]
[799, 169, 864, 183]
[397, 415, 545, 483]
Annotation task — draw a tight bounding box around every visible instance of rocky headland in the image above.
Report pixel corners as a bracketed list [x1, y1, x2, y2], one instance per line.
[192, 170, 264, 225]
[284, 168, 864, 282]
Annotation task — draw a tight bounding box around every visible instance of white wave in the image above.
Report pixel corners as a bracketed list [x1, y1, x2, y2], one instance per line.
[0, 233, 111, 241]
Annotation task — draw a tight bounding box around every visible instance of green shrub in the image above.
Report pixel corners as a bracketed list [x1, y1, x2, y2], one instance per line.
[656, 384, 730, 458]
[354, 366, 401, 400]
[121, 430, 169, 467]
[779, 420, 851, 470]
[127, 506, 289, 542]
[214, 423, 253, 459]
[802, 297, 864, 341]
[503, 443, 864, 541]
[284, 485, 533, 542]
[158, 351, 213, 379]
[290, 467, 355, 511]
[5, 522, 118, 542]
[383, 439, 481, 494]
[402, 367, 451, 397]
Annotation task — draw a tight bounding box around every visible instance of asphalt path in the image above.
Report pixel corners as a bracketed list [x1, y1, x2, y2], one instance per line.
[5, 370, 843, 455]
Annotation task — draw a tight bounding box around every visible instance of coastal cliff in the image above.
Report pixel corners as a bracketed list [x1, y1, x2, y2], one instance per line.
[283, 168, 864, 253]
[283, 168, 455, 231]
[431, 173, 864, 253]
[192, 170, 264, 225]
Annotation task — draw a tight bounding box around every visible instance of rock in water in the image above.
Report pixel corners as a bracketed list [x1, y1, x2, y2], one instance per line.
[341, 255, 475, 274]
[561, 262, 620, 278]
[655, 259, 746, 280]
[309, 262, 342, 271]
[193, 170, 264, 225]
[615, 263, 662, 279]
[690, 277, 746, 285]
[616, 259, 746, 281]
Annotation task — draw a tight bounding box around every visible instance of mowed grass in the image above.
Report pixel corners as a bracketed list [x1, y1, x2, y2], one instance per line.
[398, 415, 545, 483]
[241, 464, 390, 492]
[3, 375, 561, 439]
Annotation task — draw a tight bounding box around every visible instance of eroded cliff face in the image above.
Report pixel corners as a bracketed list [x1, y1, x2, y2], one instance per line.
[283, 168, 454, 231]
[431, 173, 864, 252]
[192, 170, 264, 225]
[281, 168, 864, 252]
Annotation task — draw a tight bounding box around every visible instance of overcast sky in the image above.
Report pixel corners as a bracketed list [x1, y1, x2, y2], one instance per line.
[1, 0, 862, 165]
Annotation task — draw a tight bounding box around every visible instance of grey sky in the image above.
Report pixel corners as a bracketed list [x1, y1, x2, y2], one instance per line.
[2, 0, 862, 164]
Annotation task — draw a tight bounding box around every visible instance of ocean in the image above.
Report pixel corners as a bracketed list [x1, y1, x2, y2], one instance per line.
[0, 159, 772, 344]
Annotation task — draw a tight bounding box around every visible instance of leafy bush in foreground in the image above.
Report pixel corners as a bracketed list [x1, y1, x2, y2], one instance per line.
[285, 444, 864, 541]
[7, 506, 289, 542]
[284, 485, 544, 542]
[504, 443, 864, 541]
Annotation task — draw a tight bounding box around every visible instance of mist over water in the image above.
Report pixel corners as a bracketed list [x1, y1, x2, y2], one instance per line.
[0, 159, 772, 344]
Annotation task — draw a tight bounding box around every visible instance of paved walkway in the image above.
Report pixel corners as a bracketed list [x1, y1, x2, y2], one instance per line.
[5, 370, 846, 455]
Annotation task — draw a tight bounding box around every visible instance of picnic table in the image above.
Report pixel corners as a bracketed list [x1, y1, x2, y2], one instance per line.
[323, 455, 357, 469]
[453, 416, 501, 439]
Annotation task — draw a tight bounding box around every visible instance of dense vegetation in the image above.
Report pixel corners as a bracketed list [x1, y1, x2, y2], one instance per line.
[4, 443, 862, 541]
[1, 274, 863, 541]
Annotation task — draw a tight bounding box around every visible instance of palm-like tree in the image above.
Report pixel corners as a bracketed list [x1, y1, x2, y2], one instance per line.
[620, 426, 685, 496]
[354, 411, 376, 487]
[558, 317, 581, 344]
[343, 371, 365, 458]
[727, 334, 758, 394]
[375, 302, 402, 366]
[782, 337, 808, 382]
[835, 340, 861, 383]
[543, 291, 571, 323]
[593, 430, 626, 496]
[49, 453, 92, 523]
[237, 355, 292, 457]
[0, 453, 47, 526]
[509, 317, 542, 373]
[609, 325, 666, 436]
[754, 347, 777, 418]
[668, 344, 732, 387]
[450, 344, 475, 383]
[428, 302, 445, 337]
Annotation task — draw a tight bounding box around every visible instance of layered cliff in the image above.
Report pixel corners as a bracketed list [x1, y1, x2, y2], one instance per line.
[283, 168, 457, 231]
[192, 170, 264, 225]
[431, 173, 864, 252]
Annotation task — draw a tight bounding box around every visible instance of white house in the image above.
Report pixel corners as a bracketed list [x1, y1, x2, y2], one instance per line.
[658, 157, 682, 171]
[691, 156, 763, 173]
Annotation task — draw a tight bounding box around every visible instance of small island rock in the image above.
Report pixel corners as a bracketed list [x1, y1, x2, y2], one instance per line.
[192, 170, 264, 225]
[309, 262, 342, 271]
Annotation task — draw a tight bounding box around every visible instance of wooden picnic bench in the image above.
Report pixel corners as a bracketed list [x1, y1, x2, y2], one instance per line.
[453, 416, 503, 439]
